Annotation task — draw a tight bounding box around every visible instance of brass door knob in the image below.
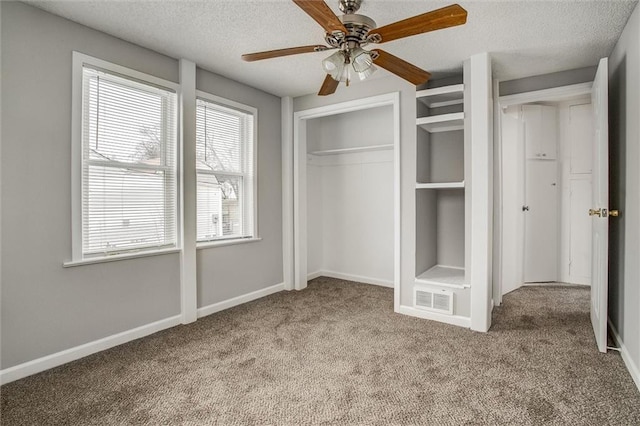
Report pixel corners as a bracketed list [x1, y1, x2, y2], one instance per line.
[610, 210, 620, 217]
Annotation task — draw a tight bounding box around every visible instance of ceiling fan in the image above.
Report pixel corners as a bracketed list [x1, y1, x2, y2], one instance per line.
[241, 0, 467, 96]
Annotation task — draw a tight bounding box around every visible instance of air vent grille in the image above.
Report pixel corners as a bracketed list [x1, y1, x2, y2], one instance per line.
[414, 287, 453, 315]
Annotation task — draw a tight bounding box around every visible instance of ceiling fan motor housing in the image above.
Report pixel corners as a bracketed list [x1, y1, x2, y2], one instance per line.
[326, 14, 377, 49]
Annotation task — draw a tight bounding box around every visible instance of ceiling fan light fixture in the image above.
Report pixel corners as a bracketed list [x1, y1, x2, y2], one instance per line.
[351, 47, 374, 73]
[322, 47, 376, 84]
[322, 50, 346, 79]
[355, 63, 377, 81]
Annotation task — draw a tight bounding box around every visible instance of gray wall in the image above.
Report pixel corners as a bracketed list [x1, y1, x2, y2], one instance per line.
[500, 67, 597, 96]
[195, 70, 283, 306]
[294, 75, 417, 307]
[1, 2, 283, 369]
[0, 2, 180, 369]
[609, 3, 640, 376]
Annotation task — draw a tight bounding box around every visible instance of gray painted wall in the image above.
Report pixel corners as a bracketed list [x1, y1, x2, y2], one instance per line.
[608, 3, 640, 378]
[195, 70, 283, 307]
[0, 2, 181, 369]
[1, 2, 283, 369]
[500, 66, 597, 96]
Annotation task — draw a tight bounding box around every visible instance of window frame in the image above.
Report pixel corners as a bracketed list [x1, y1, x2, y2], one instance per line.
[194, 90, 258, 246]
[70, 52, 181, 263]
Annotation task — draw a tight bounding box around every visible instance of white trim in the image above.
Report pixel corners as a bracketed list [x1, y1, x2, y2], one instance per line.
[0, 315, 181, 385]
[392, 91, 401, 313]
[468, 52, 493, 333]
[498, 82, 593, 107]
[71, 53, 83, 262]
[608, 320, 640, 391]
[306, 270, 394, 288]
[398, 306, 471, 328]
[197, 237, 262, 249]
[493, 78, 503, 307]
[197, 282, 285, 318]
[293, 92, 401, 302]
[282, 97, 294, 291]
[63, 247, 180, 267]
[179, 59, 198, 325]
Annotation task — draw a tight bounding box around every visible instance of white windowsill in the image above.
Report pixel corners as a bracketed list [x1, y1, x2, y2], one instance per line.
[197, 237, 262, 249]
[63, 248, 181, 268]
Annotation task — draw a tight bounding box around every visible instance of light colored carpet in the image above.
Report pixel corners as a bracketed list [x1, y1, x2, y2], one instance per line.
[1, 278, 639, 425]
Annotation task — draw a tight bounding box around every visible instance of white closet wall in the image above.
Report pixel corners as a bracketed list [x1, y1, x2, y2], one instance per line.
[306, 106, 395, 287]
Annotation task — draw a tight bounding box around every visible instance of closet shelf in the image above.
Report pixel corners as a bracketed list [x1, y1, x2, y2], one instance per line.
[415, 181, 464, 190]
[308, 144, 393, 156]
[416, 112, 464, 133]
[415, 265, 468, 289]
[416, 84, 464, 108]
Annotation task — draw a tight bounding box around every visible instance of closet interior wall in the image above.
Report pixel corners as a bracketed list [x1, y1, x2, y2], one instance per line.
[306, 106, 395, 287]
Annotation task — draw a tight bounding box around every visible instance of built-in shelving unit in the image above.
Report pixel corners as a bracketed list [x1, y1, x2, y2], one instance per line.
[415, 81, 468, 299]
[308, 144, 393, 156]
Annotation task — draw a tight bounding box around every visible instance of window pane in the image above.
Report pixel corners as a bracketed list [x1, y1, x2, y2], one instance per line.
[197, 173, 244, 241]
[86, 74, 166, 165]
[84, 164, 175, 254]
[195, 96, 255, 243]
[196, 100, 245, 173]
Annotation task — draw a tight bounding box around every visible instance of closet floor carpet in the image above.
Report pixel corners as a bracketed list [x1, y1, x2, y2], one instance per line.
[2, 278, 639, 425]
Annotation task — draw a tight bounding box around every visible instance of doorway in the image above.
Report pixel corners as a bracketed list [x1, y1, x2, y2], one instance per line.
[497, 83, 595, 294]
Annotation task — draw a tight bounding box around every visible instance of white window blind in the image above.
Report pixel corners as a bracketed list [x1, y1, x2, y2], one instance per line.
[81, 66, 178, 257]
[196, 97, 255, 242]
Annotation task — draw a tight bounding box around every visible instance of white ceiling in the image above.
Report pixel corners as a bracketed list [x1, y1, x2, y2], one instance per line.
[28, 0, 638, 97]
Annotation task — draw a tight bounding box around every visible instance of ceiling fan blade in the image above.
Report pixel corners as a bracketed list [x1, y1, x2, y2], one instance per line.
[371, 49, 431, 86]
[242, 45, 332, 62]
[318, 74, 339, 96]
[293, 0, 348, 34]
[368, 4, 467, 43]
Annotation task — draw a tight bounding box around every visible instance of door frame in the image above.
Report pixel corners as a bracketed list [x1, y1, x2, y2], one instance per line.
[289, 92, 401, 311]
[495, 82, 593, 300]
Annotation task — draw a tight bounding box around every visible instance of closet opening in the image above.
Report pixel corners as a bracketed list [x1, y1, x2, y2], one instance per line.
[497, 83, 596, 296]
[293, 93, 400, 308]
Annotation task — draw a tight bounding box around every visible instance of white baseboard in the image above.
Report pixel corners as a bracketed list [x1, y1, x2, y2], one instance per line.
[608, 319, 640, 392]
[197, 282, 284, 318]
[306, 270, 323, 281]
[0, 315, 182, 385]
[307, 270, 394, 288]
[398, 305, 471, 328]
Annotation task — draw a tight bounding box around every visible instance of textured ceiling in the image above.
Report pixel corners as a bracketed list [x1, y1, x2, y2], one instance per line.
[27, 0, 638, 97]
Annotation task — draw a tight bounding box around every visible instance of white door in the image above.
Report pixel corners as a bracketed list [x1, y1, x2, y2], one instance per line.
[524, 160, 559, 282]
[590, 57, 609, 353]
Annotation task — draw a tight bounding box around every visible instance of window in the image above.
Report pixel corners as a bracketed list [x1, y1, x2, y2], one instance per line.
[195, 94, 256, 243]
[75, 56, 178, 259]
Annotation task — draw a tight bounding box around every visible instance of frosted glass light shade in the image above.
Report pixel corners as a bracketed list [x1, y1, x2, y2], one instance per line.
[351, 47, 374, 73]
[322, 51, 346, 81]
